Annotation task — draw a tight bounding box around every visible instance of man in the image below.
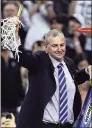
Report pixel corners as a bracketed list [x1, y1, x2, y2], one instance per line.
[50, 14, 69, 38]
[74, 53, 89, 106]
[65, 14, 86, 61]
[1, 49, 25, 118]
[16, 29, 91, 128]
[50, 15, 68, 32]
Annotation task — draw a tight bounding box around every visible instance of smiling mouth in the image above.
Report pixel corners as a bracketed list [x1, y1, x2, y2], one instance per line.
[56, 53, 63, 54]
[56, 54, 63, 56]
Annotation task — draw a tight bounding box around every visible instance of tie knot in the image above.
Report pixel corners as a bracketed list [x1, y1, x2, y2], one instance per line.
[57, 63, 63, 69]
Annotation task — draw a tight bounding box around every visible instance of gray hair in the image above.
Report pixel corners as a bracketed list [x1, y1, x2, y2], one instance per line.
[45, 29, 65, 44]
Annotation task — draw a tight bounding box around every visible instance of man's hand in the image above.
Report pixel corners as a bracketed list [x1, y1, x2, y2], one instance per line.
[15, 17, 20, 40]
[16, 24, 19, 40]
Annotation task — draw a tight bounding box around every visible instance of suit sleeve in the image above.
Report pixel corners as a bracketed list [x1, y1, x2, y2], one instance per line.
[15, 45, 42, 73]
[65, 57, 90, 85]
[74, 69, 90, 85]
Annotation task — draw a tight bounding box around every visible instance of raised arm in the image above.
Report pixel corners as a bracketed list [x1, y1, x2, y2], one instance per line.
[15, 25, 44, 72]
[17, 44, 43, 72]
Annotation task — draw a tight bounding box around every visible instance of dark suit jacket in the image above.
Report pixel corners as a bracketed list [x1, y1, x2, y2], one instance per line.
[17, 48, 89, 128]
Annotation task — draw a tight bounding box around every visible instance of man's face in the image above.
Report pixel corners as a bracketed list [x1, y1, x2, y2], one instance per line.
[78, 60, 88, 70]
[51, 22, 63, 31]
[46, 35, 66, 62]
[3, 4, 18, 18]
[68, 20, 81, 34]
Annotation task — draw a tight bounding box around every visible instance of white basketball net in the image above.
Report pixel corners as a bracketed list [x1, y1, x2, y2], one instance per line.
[1, 16, 23, 61]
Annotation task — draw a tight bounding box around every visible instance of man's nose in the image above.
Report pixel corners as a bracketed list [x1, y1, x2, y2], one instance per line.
[58, 46, 61, 51]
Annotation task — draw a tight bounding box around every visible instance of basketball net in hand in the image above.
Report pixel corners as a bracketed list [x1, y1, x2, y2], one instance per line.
[1, 4, 23, 61]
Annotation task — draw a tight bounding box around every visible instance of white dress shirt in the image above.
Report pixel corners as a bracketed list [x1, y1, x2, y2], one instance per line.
[43, 56, 76, 124]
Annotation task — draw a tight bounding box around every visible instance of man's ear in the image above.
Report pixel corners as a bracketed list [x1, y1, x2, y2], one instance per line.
[44, 42, 47, 47]
[44, 43, 48, 53]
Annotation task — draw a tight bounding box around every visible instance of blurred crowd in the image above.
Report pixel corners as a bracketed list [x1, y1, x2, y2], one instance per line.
[1, 0, 92, 127]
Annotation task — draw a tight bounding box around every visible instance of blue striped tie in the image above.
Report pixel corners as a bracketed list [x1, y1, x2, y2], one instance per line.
[57, 63, 68, 124]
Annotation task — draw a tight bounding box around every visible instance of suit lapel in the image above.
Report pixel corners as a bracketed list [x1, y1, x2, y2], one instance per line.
[47, 55, 56, 90]
[64, 57, 74, 79]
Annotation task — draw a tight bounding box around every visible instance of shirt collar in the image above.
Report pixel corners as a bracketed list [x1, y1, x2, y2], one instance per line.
[49, 55, 65, 68]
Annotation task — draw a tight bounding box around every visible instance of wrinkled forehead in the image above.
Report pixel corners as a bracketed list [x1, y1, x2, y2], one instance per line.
[48, 35, 66, 45]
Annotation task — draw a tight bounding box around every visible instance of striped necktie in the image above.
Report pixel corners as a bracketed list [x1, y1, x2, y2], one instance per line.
[57, 63, 68, 124]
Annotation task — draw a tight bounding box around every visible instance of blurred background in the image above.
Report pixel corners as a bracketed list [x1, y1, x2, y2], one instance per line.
[1, 0, 92, 127]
